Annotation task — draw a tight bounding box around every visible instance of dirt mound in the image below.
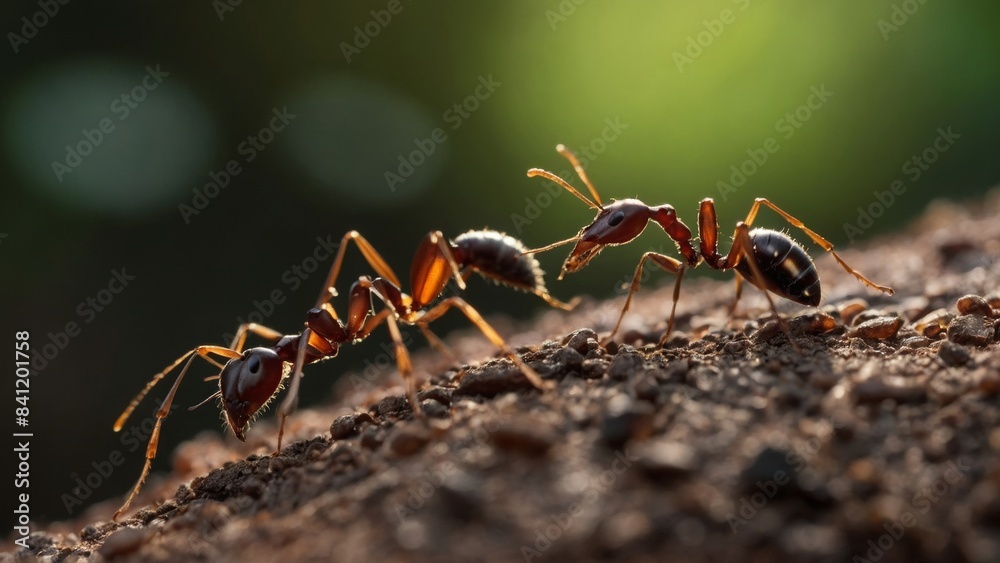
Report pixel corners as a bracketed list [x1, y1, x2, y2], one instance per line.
[9, 192, 1000, 563]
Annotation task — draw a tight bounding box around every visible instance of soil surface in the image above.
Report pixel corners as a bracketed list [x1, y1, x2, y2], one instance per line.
[7, 192, 1000, 563]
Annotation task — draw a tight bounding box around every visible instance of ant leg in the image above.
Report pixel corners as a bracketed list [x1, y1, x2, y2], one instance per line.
[410, 231, 470, 307]
[744, 198, 893, 295]
[276, 330, 319, 452]
[382, 313, 423, 417]
[429, 231, 467, 290]
[356, 307, 392, 340]
[275, 310, 363, 452]
[727, 224, 800, 351]
[114, 345, 241, 520]
[313, 230, 405, 309]
[534, 290, 580, 311]
[353, 292, 428, 417]
[418, 324, 461, 367]
[416, 297, 550, 391]
[229, 323, 285, 353]
[604, 252, 685, 345]
[461, 261, 578, 311]
[727, 275, 744, 316]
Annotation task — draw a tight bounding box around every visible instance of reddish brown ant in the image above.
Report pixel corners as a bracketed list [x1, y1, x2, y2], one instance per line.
[526, 144, 893, 344]
[111, 229, 573, 520]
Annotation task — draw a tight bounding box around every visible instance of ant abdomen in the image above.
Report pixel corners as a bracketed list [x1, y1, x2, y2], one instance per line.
[735, 228, 821, 307]
[452, 230, 548, 294]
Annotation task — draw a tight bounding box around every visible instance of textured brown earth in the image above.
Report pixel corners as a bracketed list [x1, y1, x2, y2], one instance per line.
[7, 191, 1000, 563]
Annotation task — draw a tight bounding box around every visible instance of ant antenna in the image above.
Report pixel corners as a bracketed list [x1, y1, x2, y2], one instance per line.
[522, 234, 579, 256]
[555, 144, 603, 208]
[188, 390, 221, 411]
[527, 168, 601, 210]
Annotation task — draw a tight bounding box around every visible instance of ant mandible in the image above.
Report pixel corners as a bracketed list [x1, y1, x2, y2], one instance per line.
[111, 228, 573, 520]
[526, 144, 893, 345]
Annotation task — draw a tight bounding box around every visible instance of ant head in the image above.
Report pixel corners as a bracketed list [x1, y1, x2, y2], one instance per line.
[579, 199, 653, 245]
[559, 199, 653, 276]
[219, 347, 285, 441]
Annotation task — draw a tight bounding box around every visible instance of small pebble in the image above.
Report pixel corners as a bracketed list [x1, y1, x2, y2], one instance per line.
[852, 309, 889, 326]
[635, 440, 698, 477]
[753, 319, 784, 342]
[723, 339, 747, 354]
[241, 476, 266, 498]
[853, 377, 927, 404]
[985, 292, 1000, 309]
[741, 447, 799, 493]
[563, 328, 599, 354]
[660, 333, 689, 348]
[957, 295, 995, 317]
[360, 426, 384, 450]
[847, 459, 878, 484]
[601, 511, 652, 550]
[490, 421, 556, 456]
[80, 525, 100, 542]
[454, 363, 535, 397]
[98, 528, 149, 559]
[608, 352, 644, 381]
[330, 414, 362, 440]
[901, 336, 931, 349]
[417, 387, 452, 406]
[938, 341, 972, 366]
[388, 425, 430, 456]
[155, 500, 179, 518]
[632, 374, 660, 403]
[947, 315, 994, 346]
[580, 358, 607, 379]
[838, 299, 869, 325]
[979, 372, 1000, 395]
[376, 395, 411, 417]
[420, 399, 450, 418]
[915, 309, 952, 338]
[600, 394, 654, 448]
[551, 346, 585, 370]
[809, 370, 840, 390]
[848, 316, 902, 340]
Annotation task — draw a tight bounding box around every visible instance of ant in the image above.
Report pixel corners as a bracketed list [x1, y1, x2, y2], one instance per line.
[111, 229, 573, 520]
[526, 144, 893, 345]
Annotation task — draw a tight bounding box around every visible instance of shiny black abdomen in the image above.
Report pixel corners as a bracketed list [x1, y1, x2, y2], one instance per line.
[733, 228, 820, 306]
[452, 230, 546, 292]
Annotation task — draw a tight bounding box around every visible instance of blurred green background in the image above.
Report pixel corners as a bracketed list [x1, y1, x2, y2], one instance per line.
[3, 1, 998, 523]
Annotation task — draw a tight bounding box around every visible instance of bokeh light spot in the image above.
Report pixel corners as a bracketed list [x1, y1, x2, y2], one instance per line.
[282, 75, 445, 204]
[3, 58, 215, 216]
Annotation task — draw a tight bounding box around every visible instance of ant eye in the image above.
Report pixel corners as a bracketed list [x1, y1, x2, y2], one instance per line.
[607, 211, 625, 227]
[246, 355, 260, 374]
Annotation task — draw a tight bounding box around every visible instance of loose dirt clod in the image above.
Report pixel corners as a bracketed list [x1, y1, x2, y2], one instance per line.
[956, 294, 995, 317]
[947, 314, 995, 346]
[938, 341, 973, 366]
[915, 308, 952, 338]
[848, 316, 903, 340]
[388, 424, 431, 456]
[489, 419, 557, 456]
